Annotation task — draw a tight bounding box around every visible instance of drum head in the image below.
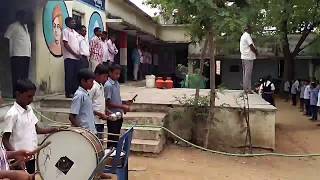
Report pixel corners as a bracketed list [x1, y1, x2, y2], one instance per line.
[37, 131, 99, 180]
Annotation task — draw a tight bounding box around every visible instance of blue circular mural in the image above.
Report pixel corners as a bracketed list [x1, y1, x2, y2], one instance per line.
[43, 0, 69, 57]
[88, 12, 104, 41]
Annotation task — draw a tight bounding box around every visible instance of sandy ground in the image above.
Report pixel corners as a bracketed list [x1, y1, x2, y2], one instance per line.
[128, 99, 320, 180]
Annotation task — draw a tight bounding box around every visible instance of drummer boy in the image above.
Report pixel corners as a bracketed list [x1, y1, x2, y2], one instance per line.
[2, 79, 58, 174]
[89, 64, 110, 142]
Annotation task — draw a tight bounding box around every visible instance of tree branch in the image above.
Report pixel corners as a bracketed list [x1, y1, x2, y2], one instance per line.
[295, 36, 320, 55]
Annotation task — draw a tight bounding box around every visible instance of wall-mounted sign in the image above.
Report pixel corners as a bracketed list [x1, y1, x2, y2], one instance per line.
[79, 0, 105, 11]
[88, 12, 104, 40]
[43, 0, 69, 57]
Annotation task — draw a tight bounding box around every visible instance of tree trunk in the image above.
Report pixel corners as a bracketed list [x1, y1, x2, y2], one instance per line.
[204, 31, 216, 148]
[195, 34, 209, 104]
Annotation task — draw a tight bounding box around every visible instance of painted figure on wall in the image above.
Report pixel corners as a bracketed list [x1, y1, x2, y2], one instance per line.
[43, 0, 69, 57]
[49, 5, 63, 56]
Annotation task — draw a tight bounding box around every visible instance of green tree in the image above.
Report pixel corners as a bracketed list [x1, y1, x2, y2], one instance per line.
[145, 0, 243, 148]
[247, 0, 320, 80]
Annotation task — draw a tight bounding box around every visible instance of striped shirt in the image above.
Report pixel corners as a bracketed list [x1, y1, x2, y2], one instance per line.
[0, 144, 9, 171]
[89, 36, 104, 64]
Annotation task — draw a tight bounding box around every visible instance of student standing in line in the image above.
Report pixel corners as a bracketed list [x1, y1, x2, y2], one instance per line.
[310, 82, 319, 121]
[89, 64, 110, 141]
[69, 69, 112, 179]
[89, 27, 104, 72]
[104, 65, 132, 147]
[62, 17, 81, 98]
[291, 79, 300, 106]
[300, 80, 306, 112]
[76, 25, 90, 69]
[284, 80, 290, 102]
[260, 76, 275, 106]
[2, 80, 58, 174]
[4, 10, 32, 98]
[304, 80, 311, 116]
[106, 34, 118, 65]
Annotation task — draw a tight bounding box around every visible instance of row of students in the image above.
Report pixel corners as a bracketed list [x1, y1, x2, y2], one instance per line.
[70, 64, 131, 148]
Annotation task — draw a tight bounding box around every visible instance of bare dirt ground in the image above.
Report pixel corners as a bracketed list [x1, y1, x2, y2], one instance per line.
[128, 99, 320, 180]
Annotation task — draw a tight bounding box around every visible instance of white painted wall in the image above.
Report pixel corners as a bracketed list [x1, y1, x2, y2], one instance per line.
[35, 0, 106, 93]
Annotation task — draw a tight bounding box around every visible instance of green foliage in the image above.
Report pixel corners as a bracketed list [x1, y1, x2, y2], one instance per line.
[144, 0, 246, 42]
[174, 94, 210, 107]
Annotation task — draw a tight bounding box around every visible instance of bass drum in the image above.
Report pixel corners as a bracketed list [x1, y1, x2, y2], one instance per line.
[37, 128, 103, 180]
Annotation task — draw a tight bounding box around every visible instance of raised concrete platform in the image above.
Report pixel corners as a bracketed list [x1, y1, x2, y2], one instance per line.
[0, 87, 276, 153]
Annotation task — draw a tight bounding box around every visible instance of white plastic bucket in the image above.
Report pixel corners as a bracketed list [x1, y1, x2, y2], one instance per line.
[145, 75, 156, 88]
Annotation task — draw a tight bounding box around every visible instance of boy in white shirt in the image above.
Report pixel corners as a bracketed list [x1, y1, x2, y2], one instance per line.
[304, 80, 311, 116]
[89, 64, 110, 141]
[2, 79, 58, 174]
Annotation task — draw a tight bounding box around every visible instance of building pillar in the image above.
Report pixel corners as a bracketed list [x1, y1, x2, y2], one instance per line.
[119, 31, 128, 82]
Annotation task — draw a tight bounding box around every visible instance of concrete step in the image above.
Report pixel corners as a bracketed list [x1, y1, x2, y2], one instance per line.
[121, 125, 163, 140]
[40, 97, 72, 109]
[38, 107, 70, 124]
[38, 108, 167, 126]
[123, 112, 166, 126]
[40, 97, 175, 112]
[130, 138, 165, 154]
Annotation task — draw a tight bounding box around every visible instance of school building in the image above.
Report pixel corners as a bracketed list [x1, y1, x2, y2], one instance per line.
[0, 0, 190, 97]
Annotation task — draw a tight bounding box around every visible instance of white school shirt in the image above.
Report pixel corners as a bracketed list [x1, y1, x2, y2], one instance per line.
[284, 81, 290, 92]
[4, 21, 31, 57]
[2, 102, 38, 151]
[102, 40, 109, 62]
[304, 85, 311, 100]
[78, 35, 90, 57]
[240, 32, 256, 60]
[107, 39, 118, 62]
[62, 27, 80, 60]
[89, 81, 106, 124]
[317, 91, 320, 107]
[291, 80, 300, 94]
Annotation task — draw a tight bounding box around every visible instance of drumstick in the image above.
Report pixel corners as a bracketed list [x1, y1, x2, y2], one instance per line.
[10, 142, 52, 167]
[31, 141, 52, 154]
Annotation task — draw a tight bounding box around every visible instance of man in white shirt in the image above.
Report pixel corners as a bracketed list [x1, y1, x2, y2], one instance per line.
[62, 17, 81, 98]
[284, 80, 291, 101]
[4, 10, 31, 98]
[76, 25, 90, 69]
[101, 31, 110, 68]
[240, 25, 258, 93]
[107, 34, 118, 64]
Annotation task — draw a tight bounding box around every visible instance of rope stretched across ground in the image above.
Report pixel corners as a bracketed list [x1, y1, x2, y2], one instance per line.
[33, 108, 320, 158]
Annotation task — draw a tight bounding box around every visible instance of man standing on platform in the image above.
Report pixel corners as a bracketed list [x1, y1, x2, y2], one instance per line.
[76, 25, 90, 69]
[62, 17, 81, 98]
[240, 25, 258, 93]
[106, 34, 118, 65]
[89, 27, 104, 72]
[4, 10, 31, 98]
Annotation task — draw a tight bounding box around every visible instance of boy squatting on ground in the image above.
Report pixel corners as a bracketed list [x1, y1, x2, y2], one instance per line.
[2, 79, 58, 174]
[105, 64, 132, 148]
